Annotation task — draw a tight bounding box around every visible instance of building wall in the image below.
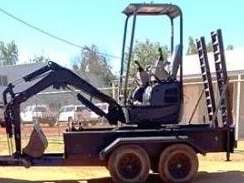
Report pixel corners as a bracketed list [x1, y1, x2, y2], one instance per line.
[181, 83, 204, 124]
[236, 78, 244, 139]
[182, 75, 244, 139]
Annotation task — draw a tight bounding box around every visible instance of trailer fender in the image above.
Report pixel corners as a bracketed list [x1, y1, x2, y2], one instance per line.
[99, 135, 205, 160]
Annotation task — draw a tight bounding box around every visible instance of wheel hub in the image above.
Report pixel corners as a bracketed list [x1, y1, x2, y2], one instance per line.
[118, 153, 142, 179]
[168, 153, 191, 179]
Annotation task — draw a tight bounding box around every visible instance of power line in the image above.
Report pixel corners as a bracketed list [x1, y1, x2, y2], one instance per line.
[0, 7, 120, 59]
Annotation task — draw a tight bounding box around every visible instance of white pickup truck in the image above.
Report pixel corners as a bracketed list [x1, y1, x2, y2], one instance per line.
[20, 105, 57, 127]
[57, 103, 109, 127]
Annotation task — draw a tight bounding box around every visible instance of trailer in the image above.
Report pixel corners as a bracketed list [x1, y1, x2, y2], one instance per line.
[0, 3, 236, 183]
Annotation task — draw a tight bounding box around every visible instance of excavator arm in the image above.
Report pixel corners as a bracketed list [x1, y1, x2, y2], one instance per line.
[3, 61, 125, 156]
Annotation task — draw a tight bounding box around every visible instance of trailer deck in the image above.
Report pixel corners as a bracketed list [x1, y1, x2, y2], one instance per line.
[0, 124, 235, 168]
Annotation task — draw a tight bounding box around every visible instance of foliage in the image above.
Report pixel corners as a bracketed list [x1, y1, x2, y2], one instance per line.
[29, 55, 49, 63]
[0, 41, 18, 66]
[206, 42, 213, 52]
[125, 39, 169, 76]
[72, 45, 114, 87]
[186, 37, 198, 55]
[186, 36, 234, 55]
[186, 36, 213, 54]
[226, 45, 234, 50]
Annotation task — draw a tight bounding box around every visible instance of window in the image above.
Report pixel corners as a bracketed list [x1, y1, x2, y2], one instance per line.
[76, 106, 86, 112]
[59, 107, 65, 113]
[66, 106, 75, 112]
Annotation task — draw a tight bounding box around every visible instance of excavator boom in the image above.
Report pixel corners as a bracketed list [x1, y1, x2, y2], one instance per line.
[3, 61, 125, 156]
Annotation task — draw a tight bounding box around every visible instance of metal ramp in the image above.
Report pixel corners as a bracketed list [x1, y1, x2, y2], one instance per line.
[211, 29, 233, 127]
[211, 29, 233, 161]
[196, 29, 233, 127]
[196, 37, 218, 127]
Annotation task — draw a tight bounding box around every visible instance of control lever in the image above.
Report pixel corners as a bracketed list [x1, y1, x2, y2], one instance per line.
[158, 47, 164, 61]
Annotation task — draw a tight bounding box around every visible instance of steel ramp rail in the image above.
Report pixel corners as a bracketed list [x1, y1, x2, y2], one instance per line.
[211, 29, 233, 127]
[196, 37, 218, 128]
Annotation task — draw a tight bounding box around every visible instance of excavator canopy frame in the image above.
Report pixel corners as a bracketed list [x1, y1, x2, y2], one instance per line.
[118, 3, 183, 105]
[122, 3, 182, 18]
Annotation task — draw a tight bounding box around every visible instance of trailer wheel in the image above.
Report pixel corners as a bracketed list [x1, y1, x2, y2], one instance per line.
[108, 145, 150, 183]
[158, 144, 198, 183]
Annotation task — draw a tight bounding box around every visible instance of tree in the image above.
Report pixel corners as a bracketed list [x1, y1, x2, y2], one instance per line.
[226, 45, 234, 50]
[0, 41, 18, 66]
[206, 42, 213, 52]
[186, 36, 221, 54]
[72, 45, 114, 88]
[186, 37, 197, 55]
[125, 39, 169, 76]
[29, 55, 49, 63]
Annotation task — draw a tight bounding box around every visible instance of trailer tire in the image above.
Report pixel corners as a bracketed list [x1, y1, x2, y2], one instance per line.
[158, 144, 198, 183]
[108, 145, 150, 183]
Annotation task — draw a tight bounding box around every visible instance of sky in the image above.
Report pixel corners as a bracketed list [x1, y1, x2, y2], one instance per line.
[0, 0, 243, 74]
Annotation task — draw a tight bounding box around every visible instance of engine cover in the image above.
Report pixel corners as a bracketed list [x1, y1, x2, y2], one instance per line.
[127, 80, 182, 126]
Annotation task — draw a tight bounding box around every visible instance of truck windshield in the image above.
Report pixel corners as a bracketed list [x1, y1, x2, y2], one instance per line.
[76, 106, 86, 112]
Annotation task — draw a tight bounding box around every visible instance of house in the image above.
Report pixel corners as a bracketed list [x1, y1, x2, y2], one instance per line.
[0, 62, 109, 111]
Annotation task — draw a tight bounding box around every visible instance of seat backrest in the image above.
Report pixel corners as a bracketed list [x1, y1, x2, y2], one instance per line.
[170, 45, 182, 80]
[150, 59, 170, 82]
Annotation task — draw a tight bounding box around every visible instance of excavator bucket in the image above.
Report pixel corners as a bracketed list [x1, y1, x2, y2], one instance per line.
[22, 123, 48, 158]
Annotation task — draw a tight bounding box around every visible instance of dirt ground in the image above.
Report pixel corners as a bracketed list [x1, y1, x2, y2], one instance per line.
[0, 157, 243, 183]
[0, 126, 244, 183]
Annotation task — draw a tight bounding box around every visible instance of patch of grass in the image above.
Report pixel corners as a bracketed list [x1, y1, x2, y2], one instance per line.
[0, 135, 64, 155]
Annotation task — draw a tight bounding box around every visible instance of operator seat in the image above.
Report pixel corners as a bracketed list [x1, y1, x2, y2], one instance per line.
[142, 45, 182, 105]
[22, 122, 48, 158]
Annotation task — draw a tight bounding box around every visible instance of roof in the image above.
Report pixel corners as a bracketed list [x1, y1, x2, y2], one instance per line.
[182, 48, 244, 76]
[0, 61, 108, 103]
[0, 62, 47, 95]
[122, 3, 182, 18]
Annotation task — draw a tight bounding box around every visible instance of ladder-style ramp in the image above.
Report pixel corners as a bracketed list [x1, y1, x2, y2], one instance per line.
[196, 37, 218, 127]
[211, 29, 233, 127]
[196, 29, 233, 128]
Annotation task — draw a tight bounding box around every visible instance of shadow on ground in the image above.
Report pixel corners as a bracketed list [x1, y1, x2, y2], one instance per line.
[0, 171, 243, 183]
[195, 171, 244, 183]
